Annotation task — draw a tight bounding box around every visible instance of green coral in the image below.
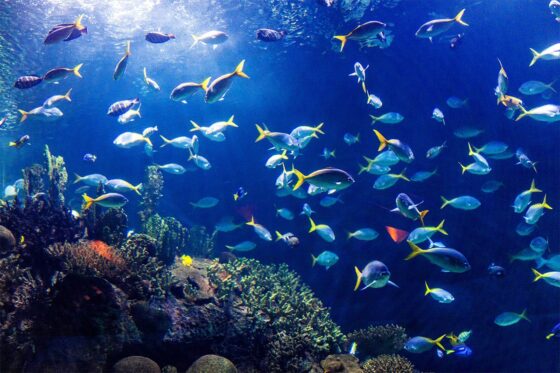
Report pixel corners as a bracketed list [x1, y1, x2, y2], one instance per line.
[347, 324, 407, 359]
[362, 354, 414, 373]
[138, 165, 163, 223]
[185, 225, 216, 258]
[142, 213, 188, 264]
[208, 258, 345, 371]
[44, 145, 68, 206]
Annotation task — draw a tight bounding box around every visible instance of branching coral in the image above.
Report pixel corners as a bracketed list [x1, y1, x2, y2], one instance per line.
[347, 324, 407, 359]
[185, 225, 216, 259]
[143, 214, 188, 264]
[362, 354, 414, 373]
[138, 165, 163, 223]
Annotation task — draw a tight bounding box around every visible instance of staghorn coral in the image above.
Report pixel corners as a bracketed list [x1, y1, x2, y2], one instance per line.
[185, 225, 216, 259]
[44, 145, 68, 206]
[138, 165, 163, 223]
[143, 214, 188, 264]
[362, 354, 414, 373]
[347, 324, 407, 359]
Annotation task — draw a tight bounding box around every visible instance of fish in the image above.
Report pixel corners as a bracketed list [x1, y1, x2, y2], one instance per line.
[510, 248, 542, 263]
[300, 203, 315, 217]
[226, 241, 257, 252]
[290, 123, 324, 139]
[349, 62, 369, 92]
[156, 163, 186, 175]
[107, 98, 139, 117]
[320, 195, 343, 208]
[411, 169, 438, 182]
[43, 64, 83, 83]
[406, 241, 471, 273]
[117, 104, 142, 124]
[530, 236, 548, 254]
[367, 92, 383, 109]
[349, 342, 357, 356]
[106, 179, 142, 195]
[74, 173, 108, 186]
[407, 220, 447, 244]
[453, 127, 484, 139]
[546, 322, 560, 340]
[191, 197, 219, 209]
[448, 344, 472, 357]
[432, 108, 445, 125]
[206, 60, 250, 103]
[370, 112, 404, 124]
[392, 193, 428, 224]
[535, 255, 560, 272]
[446, 96, 468, 109]
[276, 207, 294, 220]
[551, 0, 560, 21]
[215, 216, 244, 232]
[14, 75, 43, 89]
[459, 162, 491, 176]
[233, 187, 247, 201]
[405, 336, 446, 353]
[515, 221, 537, 236]
[333, 21, 386, 52]
[160, 135, 198, 151]
[255, 125, 300, 153]
[415, 9, 468, 40]
[354, 261, 398, 291]
[308, 217, 335, 243]
[18, 106, 63, 122]
[246, 216, 272, 241]
[82, 154, 96, 163]
[516, 104, 560, 123]
[188, 150, 212, 170]
[82, 192, 128, 210]
[529, 43, 560, 66]
[481, 180, 503, 193]
[180, 255, 192, 267]
[43, 88, 72, 107]
[532, 268, 560, 288]
[358, 162, 391, 176]
[494, 310, 530, 326]
[312, 251, 339, 270]
[424, 281, 454, 303]
[0, 117, 6, 127]
[524, 195, 552, 225]
[320, 148, 336, 159]
[292, 166, 354, 193]
[191, 30, 229, 48]
[373, 130, 414, 163]
[440, 196, 481, 210]
[170, 78, 211, 103]
[488, 263, 506, 277]
[256, 28, 286, 42]
[145, 32, 175, 43]
[142, 126, 158, 138]
[347, 228, 379, 241]
[143, 68, 161, 91]
[366, 150, 400, 166]
[113, 131, 152, 149]
[44, 15, 86, 44]
[373, 169, 409, 190]
[343, 133, 360, 145]
[113, 41, 131, 80]
[473, 141, 509, 155]
[8, 135, 30, 148]
[426, 141, 447, 159]
[518, 80, 556, 95]
[203, 116, 239, 135]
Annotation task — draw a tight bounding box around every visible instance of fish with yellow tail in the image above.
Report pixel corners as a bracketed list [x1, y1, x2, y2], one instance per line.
[44, 15, 87, 44]
[531, 268, 560, 288]
[406, 241, 470, 273]
[529, 43, 560, 67]
[354, 260, 398, 291]
[291, 166, 354, 193]
[405, 335, 447, 353]
[415, 9, 468, 40]
[407, 220, 447, 244]
[113, 41, 131, 80]
[494, 309, 530, 326]
[170, 77, 211, 103]
[333, 21, 386, 52]
[43, 63, 83, 83]
[205, 60, 249, 103]
[308, 217, 335, 242]
[424, 281, 455, 303]
[82, 193, 128, 210]
[373, 129, 414, 163]
[515, 104, 560, 123]
[246, 216, 272, 241]
[255, 124, 300, 153]
[524, 194, 552, 225]
[43, 88, 72, 107]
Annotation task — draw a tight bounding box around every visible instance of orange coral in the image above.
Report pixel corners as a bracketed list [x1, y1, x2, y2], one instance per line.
[89, 240, 124, 265]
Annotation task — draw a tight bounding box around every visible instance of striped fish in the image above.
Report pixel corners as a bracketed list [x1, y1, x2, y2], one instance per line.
[107, 98, 139, 117]
[14, 75, 42, 89]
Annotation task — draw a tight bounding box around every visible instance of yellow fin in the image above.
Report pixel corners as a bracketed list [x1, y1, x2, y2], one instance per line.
[234, 60, 249, 79]
[292, 166, 306, 191]
[436, 219, 448, 235]
[353, 266, 362, 291]
[373, 129, 388, 151]
[405, 241, 425, 260]
[529, 48, 540, 67]
[333, 35, 347, 52]
[454, 9, 468, 26]
[200, 77, 211, 91]
[73, 63, 83, 78]
[424, 281, 431, 296]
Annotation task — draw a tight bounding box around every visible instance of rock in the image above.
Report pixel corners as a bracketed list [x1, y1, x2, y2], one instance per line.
[321, 354, 363, 373]
[186, 355, 237, 373]
[112, 356, 161, 373]
[0, 225, 16, 251]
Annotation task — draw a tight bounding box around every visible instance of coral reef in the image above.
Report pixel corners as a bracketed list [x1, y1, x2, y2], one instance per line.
[347, 324, 407, 359]
[142, 214, 188, 264]
[0, 225, 16, 251]
[138, 166, 163, 223]
[186, 354, 237, 373]
[185, 225, 216, 258]
[91, 208, 129, 246]
[22, 164, 45, 200]
[44, 145, 68, 206]
[321, 354, 363, 373]
[112, 355, 161, 373]
[362, 354, 414, 373]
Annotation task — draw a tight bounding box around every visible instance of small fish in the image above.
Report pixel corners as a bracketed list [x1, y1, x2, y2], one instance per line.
[256, 124, 301, 153]
[510, 248, 542, 263]
[191, 30, 228, 48]
[405, 336, 446, 353]
[145, 32, 175, 44]
[311, 251, 339, 270]
[205, 60, 249, 103]
[180, 254, 192, 267]
[453, 127, 484, 139]
[246, 216, 272, 241]
[74, 173, 108, 186]
[481, 180, 503, 193]
[349, 342, 358, 355]
[320, 195, 343, 208]
[190, 197, 219, 209]
[113, 41, 131, 80]
[170, 78, 211, 103]
[488, 263, 506, 277]
[407, 220, 447, 244]
[524, 194, 552, 225]
[82, 192, 128, 210]
[188, 150, 212, 170]
[530, 236, 548, 254]
[529, 42, 560, 67]
[226, 241, 257, 252]
[14, 75, 43, 89]
[82, 153, 97, 163]
[406, 241, 471, 273]
[143, 68, 161, 91]
[43, 63, 83, 83]
[320, 148, 336, 159]
[117, 104, 142, 124]
[494, 310, 530, 326]
[392, 193, 428, 224]
[426, 141, 447, 159]
[440, 196, 481, 210]
[367, 150, 400, 167]
[290, 123, 324, 139]
[233, 186, 247, 201]
[349, 62, 369, 92]
[18, 106, 63, 122]
[473, 141, 509, 155]
[432, 108, 445, 125]
[309, 217, 335, 243]
[44, 15, 86, 44]
[107, 98, 139, 117]
[9, 135, 30, 148]
[415, 9, 468, 40]
[160, 135, 198, 151]
[113, 132, 152, 149]
[516, 104, 560, 123]
[367, 92, 383, 109]
[446, 96, 468, 109]
[215, 217, 243, 233]
[276, 207, 295, 220]
[333, 21, 386, 52]
[411, 169, 437, 182]
[347, 228, 379, 241]
[266, 150, 289, 169]
[142, 126, 158, 138]
[546, 322, 560, 340]
[499, 94, 524, 110]
[424, 281, 454, 303]
[344, 133, 360, 145]
[300, 203, 315, 217]
[256, 28, 286, 42]
[551, 0, 560, 22]
[518, 80, 556, 96]
[156, 163, 186, 175]
[373, 130, 414, 163]
[373, 169, 409, 190]
[532, 268, 560, 288]
[370, 112, 404, 124]
[43, 88, 72, 107]
[354, 260, 398, 290]
[106, 179, 142, 195]
[449, 33, 464, 49]
[292, 166, 354, 193]
[459, 162, 491, 176]
[358, 162, 391, 176]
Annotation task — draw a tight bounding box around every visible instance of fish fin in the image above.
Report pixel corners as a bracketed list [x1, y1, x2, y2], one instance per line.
[333, 35, 347, 52]
[246, 216, 256, 227]
[234, 60, 250, 79]
[314, 122, 325, 134]
[440, 196, 450, 209]
[73, 63, 83, 78]
[373, 129, 387, 151]
[529, 48, 540, 67]
[529, 179, 542, 193]
[82, 193, 94, 210]
[353, 266, 362, 291]
[519, 308, 531, 322]
[73, 173, 82, 184]
[281, 150, 288, 160]
[542, 194, 553, 210]
[388, 280, 399, 288]
[531, 268, 544, 282]
[348, 72, 357, 77]
[143, 136, 152, 147]
[454, 9, 468, 26]
[458, 162, 468, 175]
[386, 226, 409, 243]
[436, 219, 448, 235]
[424, 281, 431, 296]
[255, 124, 268, 142]
[546, 333, 554, 340]
[370, 114, 379, 124]
[143, 67, 148, 82]
[125, 41, 131, 55]
[433, 335, 447, 351]
[190, 34, 199, 48]
[200, 77, 211, 91]
[358, 164, 369, 175]
[225, 245, 234, 250]
[308, 217, 317, 233]
[134, 183, 142, 195]
[74, 14, 86, 31]
[227, 115, 238, 127]
[515, 105, 529, 121]
[64, 88, 73, 102]
[292, 166, 306, 191]
[275, 231, 283, 241]
[346, 231, 353, 240]
[361, 82, 366, 93]
[419, 210, 429, 226]
[18, 109, 28, 122]
[311, 254, 317, 267]
[190, 120, 201, 132]
[159, 135, 170, 147]
[398, 168, 409, 181]
[405, 241, 426, 260]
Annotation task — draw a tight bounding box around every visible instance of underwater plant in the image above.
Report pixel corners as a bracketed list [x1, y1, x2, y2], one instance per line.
[362, 354, 415, 373]
[143, 213, 188, 264]
[347, 324, 408, 359]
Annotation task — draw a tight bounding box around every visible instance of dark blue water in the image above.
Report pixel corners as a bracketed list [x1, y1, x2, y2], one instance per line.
[1, 1, 559, 372]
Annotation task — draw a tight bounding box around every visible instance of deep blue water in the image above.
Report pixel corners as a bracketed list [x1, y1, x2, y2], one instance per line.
[1, 0, 559, 372]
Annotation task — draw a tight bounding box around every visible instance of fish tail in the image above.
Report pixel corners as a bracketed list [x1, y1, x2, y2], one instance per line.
[515, 106, 529, 121]
[370, 114, 379, 124]
[63, 88, 73, 102]
[143, 136, 152, 147]
[519, 309, 531, 322]
[467, 142, 477, 156]
[458, 162, 468, 175]
[331, 150, 336, 158]
[454, 9, 468, 26]
[133, 183, 142, 195]
[125, 40, 131, 55]
[542, 194, 553, 210]
[74, 14, 85, 31]
[190, 34, 199, 48]
[433, 335, 447, 351]
[291, 166, 306, 191]
[159, 135, 171, 147]
[529, 179, 542, 193]
[200, 77, 211, 91]
[311, 254, 317, 267]
[226, 115, 238, 127]
[373, 129, 387, 151]
[234, 60, 250, 79]
[355, 133, 360, 142]
[529, 48, 540, 67]
[308, 217, 317, 233]
[531, 268, 544, 282]
[255, 124, 268, 142]
[275, 231, 283, 241]
[546, 333, 555, 340]
[424, 281, 431, 296]
[280, 150, 288, 160]
[314, 122, 325, 134]
[405, 241, 426, 260]
[18, 109, 28, 122]
[82, 193, 95, 210]
[246, 216, 256, 227]
[333, 35, 347, 52]
[73, 63, 83, 78]
[436, 219, 448, 235]
[190, 120, 201, 132]
[547, 79, 557, 93]
[440, 196, 450, 209]
[8, 141, 16, 147]
[535, 257, 546, 269]
[358, 164, 369, 175]
[419, 210, 429, 226]
[135, 103, 141, 118]
[398, 168, 410, 182]
[73, 173, 82, 184]
[353, 266, 362, 291]
[346, 231, 353, 240]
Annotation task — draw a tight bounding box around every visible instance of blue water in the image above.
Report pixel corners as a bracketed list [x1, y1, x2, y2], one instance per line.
[1, 0, 559, 372]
